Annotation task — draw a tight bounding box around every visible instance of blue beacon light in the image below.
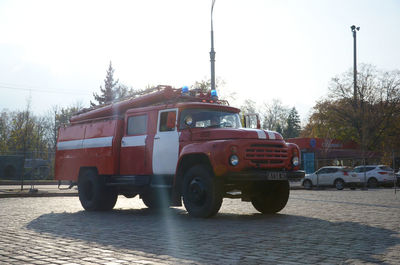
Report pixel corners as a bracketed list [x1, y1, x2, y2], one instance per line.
[211, 89, 218, 100]
[182, 86, 189, 96]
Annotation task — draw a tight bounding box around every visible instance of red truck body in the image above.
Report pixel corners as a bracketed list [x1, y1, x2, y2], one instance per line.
[55, 86, 304, 217]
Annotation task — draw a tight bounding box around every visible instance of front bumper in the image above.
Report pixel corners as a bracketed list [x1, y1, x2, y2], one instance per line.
[225, 170, 305, 182]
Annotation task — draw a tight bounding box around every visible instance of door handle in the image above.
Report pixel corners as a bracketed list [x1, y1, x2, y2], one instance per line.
[154, 136, 160, 140]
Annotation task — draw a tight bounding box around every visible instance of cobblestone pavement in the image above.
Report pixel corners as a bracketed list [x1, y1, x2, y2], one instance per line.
[0, 189, 399, 264]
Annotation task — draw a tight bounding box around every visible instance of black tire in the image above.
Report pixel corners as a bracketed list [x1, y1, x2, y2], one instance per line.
[141, 189, 170, 209]
[122, 192, 137, 199]
[182, 165, 223, 218]
[303, 179, 313, 190]
[251, 180, 290, 214]
[334, 179, 345, 190]
[367, 178, 378, 188]
[78, 170, 117, 211]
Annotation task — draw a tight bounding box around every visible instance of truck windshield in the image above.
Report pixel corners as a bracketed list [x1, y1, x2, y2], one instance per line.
[179, 108, 242, 129]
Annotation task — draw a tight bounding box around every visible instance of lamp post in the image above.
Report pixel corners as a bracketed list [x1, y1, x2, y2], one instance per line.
[210, 0, 216, 91]
[351, 25, 367, 189]
[351, 25, 360, 102]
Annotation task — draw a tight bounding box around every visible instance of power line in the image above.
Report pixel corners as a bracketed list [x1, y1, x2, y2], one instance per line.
[0, 82, 91, 96]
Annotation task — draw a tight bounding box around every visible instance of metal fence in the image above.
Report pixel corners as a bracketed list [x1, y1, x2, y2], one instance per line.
[0, 151, 55, 181]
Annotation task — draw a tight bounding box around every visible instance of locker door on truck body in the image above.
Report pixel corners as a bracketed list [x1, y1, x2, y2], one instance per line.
[120, 113, 148, 175]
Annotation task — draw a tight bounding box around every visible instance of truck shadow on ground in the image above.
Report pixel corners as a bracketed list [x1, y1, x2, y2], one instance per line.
[26, 206, 400, 264]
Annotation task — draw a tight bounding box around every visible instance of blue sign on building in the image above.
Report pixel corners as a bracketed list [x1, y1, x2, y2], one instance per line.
[302, 152, 315, 174]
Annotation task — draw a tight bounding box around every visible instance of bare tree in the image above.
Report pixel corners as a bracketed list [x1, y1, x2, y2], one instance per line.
[261, 99, 289, 132]
[304, 64, 400, 156]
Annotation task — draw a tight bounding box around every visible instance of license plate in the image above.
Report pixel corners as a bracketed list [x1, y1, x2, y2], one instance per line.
[266, 172, 288, 180]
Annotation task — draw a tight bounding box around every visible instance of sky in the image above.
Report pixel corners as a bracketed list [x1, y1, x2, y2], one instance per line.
[1, 0, 400, 122]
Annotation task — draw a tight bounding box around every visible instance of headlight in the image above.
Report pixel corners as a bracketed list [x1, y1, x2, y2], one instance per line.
[229, 155, 239, 166]
[292, 156, 299, 167]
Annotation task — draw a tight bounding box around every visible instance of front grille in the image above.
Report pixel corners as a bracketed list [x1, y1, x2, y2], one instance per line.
[245, 143, 288, 167]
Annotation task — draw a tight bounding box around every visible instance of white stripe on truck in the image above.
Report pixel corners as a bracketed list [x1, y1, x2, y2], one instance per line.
[267, 131, 276, 140]
[57, 136, 113, 150]
[255, 130, 267, 139]
[121, 135, 147, 147]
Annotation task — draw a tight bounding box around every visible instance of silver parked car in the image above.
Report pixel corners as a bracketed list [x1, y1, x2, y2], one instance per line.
[351, 165, 395, 188]
[302, 166, 360, 190]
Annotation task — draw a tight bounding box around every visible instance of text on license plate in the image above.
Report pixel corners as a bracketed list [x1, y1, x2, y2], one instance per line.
[266, 172, 288, 180]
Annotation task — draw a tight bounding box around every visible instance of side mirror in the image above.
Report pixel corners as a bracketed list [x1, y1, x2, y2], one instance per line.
[242, 113, 261, 129]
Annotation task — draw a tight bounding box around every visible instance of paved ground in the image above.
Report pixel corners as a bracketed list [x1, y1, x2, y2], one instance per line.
[0, 181, 304, 198]
[0, 188, 399, 264]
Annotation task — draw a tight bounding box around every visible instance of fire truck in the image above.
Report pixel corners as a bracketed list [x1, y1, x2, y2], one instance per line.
[55, 86, 304, 217]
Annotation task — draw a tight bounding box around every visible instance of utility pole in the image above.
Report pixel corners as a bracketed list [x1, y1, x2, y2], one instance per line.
[210, 0, 216, 91]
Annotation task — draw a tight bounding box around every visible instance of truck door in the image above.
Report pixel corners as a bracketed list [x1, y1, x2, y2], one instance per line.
[152, 109, 179, 175]
[120, 113, 148, 175]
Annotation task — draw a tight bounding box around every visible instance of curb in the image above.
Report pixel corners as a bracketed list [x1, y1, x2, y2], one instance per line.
[0, 181, 59, 186]
[0, 192, 78, 198]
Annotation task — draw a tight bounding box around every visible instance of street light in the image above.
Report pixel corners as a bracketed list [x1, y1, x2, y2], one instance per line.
[351, 25, 360, 102]
[210, 0, 216, 91]
[351, 25, 367, 189]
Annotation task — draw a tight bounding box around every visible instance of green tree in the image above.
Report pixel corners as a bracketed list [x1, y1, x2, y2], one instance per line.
[91, 62, 130, 106]
[5, 102, 50, 159]
[0, 111, 10, 153]
[283, 107, 301, 139]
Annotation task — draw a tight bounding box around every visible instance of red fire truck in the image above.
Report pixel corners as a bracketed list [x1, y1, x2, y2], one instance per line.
[55, 86, 304, 217]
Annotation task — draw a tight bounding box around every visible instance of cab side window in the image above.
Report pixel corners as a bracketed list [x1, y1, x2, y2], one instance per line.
[127, 115, 147, 135]
[159, 111, 176, 132]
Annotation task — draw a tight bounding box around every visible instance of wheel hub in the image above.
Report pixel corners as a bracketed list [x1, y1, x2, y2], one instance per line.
[189, 178, 206, 205]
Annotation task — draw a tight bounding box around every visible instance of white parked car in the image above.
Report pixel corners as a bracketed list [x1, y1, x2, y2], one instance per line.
[351, 165, 395, 188]
[302, 166, 360, 190]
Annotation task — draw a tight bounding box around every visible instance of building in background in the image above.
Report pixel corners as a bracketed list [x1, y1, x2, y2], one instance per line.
[287, 138, 381, 174]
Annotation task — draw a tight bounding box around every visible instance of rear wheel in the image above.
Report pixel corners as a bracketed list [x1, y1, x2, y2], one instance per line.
[251, 180, 290, 214]
[367, 178, 378, 188]
[78, 170, 117, 211]
[334, 179, 345, 190]
[182, 165, 223, 218]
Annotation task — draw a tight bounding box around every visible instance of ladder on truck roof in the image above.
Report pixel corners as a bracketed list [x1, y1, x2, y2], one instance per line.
[70, 85, 228, 124]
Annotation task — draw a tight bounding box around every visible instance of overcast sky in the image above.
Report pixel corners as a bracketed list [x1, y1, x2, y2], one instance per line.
[1, 0, 399, 121]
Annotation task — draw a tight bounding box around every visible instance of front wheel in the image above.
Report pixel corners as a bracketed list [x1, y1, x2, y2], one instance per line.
[182, 165, 223, 218]
[251, 180, 290, 214]
[303, 179, 313, 190]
